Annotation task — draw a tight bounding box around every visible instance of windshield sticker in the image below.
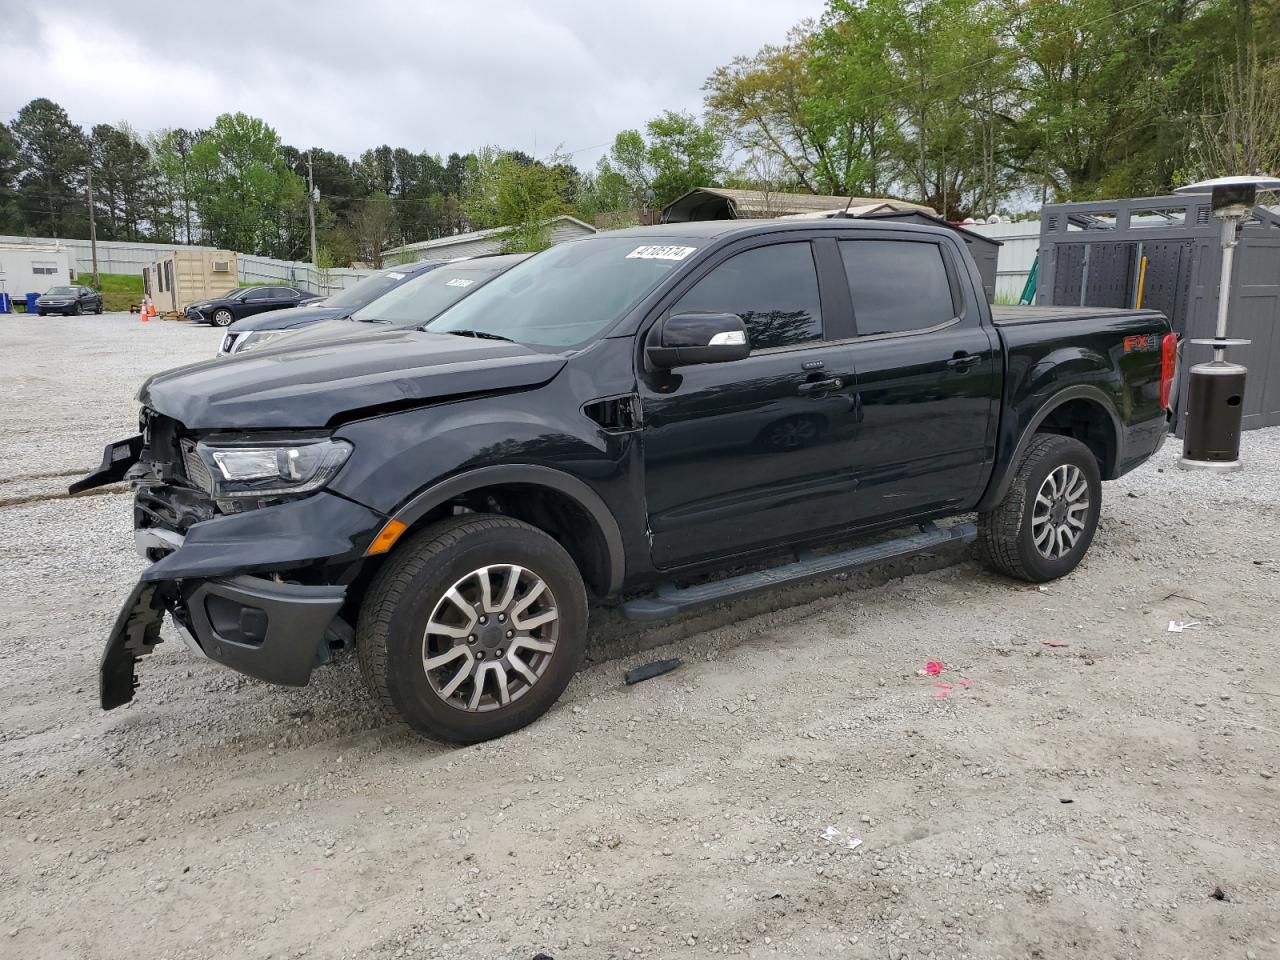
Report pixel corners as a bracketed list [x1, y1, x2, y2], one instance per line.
[385, 272, 405, 280]
[626, 245, 697, 262]
[445, 277, 475, 288]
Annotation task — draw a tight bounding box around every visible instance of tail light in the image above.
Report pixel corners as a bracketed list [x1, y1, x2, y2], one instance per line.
[1159, 333, 1178, 410]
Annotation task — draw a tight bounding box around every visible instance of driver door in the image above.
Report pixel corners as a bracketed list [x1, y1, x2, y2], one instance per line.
[639, 240, 860, 569]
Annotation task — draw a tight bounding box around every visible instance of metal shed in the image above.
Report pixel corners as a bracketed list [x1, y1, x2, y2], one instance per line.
[1036, 195, 1280, 430]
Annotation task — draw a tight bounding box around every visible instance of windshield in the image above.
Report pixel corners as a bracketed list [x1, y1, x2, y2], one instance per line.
[217, 288, 242, 299]
[45, 286, 76, 295]
[426, 238, 697, 348]
[350, 263, 509, 326]
[321, 268, 418, 310]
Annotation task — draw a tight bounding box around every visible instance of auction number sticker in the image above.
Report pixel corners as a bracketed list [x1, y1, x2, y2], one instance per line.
[444, 277, 475, 287]
[385, 272, 406, 280]
[626, 245, 697, 261]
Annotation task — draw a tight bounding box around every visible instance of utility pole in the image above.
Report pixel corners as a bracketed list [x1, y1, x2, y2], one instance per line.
[306, 153, 319, 266]
[86, 166, 100, 288]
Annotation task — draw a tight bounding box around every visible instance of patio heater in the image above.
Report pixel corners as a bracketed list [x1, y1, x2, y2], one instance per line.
[1172, 175, 1280, 471]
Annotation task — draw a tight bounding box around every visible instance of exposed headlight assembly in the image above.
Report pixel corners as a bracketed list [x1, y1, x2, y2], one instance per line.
[194, 437, 352, 500]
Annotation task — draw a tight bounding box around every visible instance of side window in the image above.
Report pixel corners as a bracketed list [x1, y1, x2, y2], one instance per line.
[163, 261, 173, 292]
[839, 240, 956, 336]
[244, 288, 269, 301]
[673, 242, 822, 350]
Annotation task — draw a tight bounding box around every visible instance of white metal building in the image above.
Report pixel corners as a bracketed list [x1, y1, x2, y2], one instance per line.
[0, 242, 75, 296]
[382, 215, 597, 263]
[962, 220, 1040, 302]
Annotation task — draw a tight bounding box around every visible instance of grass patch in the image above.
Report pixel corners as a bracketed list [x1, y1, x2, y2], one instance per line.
[75, 272, 144, 294]
[74, 273, 143, 311]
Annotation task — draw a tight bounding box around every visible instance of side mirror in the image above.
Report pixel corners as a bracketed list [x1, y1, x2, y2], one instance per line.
[646, 312, 751, 370]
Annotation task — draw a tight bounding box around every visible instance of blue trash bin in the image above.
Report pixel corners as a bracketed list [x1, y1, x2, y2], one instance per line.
[26, 292, 40, 313]
[0, 293, 11, 313]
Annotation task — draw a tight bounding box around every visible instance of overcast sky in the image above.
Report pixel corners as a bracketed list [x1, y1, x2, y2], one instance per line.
[2, 0, 823, 168]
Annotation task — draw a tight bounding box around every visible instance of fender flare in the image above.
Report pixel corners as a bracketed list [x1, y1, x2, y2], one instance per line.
[979, 385, 1124, 512]
[390, 464, 626, 594]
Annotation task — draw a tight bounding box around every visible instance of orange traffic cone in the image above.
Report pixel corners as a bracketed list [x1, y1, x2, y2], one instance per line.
[148, 300, 157, 319]
[140, 296, 151, 322]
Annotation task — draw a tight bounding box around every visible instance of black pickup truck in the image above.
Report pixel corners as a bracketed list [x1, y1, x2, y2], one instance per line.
[74, 219, 1176, 743]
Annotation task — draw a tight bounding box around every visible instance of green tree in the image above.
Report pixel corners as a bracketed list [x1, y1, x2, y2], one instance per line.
[588, 116, 725, 217]
[343, 191, 397, 267]
[645, 110, 726, 207]
[464, 148, 567, 252]
[88, 123, 156, 241]
[704, 28, 841, 194]
[11, 98, 86, 237]
[151, 127, 200, 243]
[0, 124, 21, 232]
[189, 113, 305, 255]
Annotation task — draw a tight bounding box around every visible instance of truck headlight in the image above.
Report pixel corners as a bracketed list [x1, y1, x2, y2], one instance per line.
[235, 330, 290, 353]
[194, 438, 352, 499]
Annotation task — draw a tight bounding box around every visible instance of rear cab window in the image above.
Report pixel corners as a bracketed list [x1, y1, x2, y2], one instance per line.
[839, 239, 957, 336]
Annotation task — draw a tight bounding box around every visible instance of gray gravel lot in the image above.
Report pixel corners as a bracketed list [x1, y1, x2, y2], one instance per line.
[1, 314, 1277, 960]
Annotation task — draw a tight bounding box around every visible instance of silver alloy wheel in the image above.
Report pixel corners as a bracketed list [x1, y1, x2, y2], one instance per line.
[213, 309, 233, 326]
[1031, 463, 1090, 560]
[421, 564, 560, 713]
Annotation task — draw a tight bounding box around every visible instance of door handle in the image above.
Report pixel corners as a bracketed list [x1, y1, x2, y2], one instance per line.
[947, 353, 979, 372]
[798, 377, 843, 395]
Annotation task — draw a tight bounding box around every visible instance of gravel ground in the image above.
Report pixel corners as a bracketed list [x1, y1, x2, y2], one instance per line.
[1, 314, 1278, 960]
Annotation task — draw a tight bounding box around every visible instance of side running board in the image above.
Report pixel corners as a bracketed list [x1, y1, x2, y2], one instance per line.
[620, 522, 976, 622]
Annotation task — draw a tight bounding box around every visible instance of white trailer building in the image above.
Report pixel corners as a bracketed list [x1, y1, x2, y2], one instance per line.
[0, 242, 76, 298]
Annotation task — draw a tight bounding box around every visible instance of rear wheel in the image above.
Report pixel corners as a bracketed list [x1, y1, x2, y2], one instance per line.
[978, 434, 1101, 582]
[356, 514, 588, 743]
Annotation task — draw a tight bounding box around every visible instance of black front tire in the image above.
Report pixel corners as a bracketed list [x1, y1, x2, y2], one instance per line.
[212, 309, 234, 327]
[978, 434, 1102, 583]
[73, 303, 83, 316]
[356, 514, 588, 744]
[94, 303, 103, 314]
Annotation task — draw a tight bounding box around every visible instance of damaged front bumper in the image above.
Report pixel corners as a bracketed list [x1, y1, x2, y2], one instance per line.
[78, 433, 387, 710]
[100, 574, 348, 709]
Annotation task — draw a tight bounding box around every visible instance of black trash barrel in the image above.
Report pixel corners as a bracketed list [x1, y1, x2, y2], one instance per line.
[1179, 360, 1247, 471]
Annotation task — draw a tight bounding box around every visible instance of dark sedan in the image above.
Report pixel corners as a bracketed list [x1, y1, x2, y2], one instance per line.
[219, 260, 450, 356]
[37, 285, 103, 316]
[185, 285, 321, 327]
[224, 254, 531, 356]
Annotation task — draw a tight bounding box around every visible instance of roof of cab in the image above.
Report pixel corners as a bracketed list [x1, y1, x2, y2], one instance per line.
[595, 217, 957, 243]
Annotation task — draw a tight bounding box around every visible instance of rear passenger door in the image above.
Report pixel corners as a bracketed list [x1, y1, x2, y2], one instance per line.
[639, 239, 862, 569]
[839, 236, 999, 523]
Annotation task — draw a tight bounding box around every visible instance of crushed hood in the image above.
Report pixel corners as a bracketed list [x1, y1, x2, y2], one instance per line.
[140, 329, 566, 429]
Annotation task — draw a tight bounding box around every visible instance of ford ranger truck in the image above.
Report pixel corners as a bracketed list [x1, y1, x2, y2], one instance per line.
[73, 219, 1176, 743]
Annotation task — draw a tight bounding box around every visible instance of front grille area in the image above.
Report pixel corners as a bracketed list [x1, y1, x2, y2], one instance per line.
[180, 439, 213, 495]
[134, 410, 219, 535]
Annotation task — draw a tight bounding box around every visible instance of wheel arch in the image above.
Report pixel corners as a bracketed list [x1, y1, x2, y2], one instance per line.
[980, 386, 1121, 512]
[388, 465, 625, 597]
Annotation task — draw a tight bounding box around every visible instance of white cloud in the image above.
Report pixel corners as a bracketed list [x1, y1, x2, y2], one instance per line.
[2, 0, 823, 166]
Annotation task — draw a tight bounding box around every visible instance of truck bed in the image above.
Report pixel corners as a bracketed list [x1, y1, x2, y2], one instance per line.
[991, 305, 1160, 326]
